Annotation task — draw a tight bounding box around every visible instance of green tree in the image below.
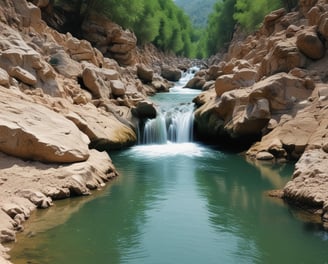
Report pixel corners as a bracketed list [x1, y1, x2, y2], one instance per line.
[234, 0, 282, 32]
[133, 1, 161, 44]
[54, 0, 200, 58]
[205, 0, 237, 56]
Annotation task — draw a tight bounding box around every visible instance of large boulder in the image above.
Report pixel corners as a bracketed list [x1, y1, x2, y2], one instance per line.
[318, 12, 328, 39]
[0, 89, 90, 163]
[137, 64, 154, 83]
[260, 39, 307, 77]
[215, 74, 238, 96]
[194, 72, 312, 140]
[296, 27, 325, 60]
[247, 83, 328, 160]
[110, 80, 126, 97]
[184, 76, 206, 90]
[131, 101, 157, 119]
[65, 102, 137, 150]
[82, 67, 110, 99]
[161, 65, 182, 82]
[49, 49, 82, 80]
[283, 148, 328, 224]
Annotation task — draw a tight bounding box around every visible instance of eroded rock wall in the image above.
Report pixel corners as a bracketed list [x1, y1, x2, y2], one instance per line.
[0, 0, 174, 262]
[193, 0, 328, 225]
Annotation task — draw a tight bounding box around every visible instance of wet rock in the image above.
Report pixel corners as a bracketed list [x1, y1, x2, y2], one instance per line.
[131, 101, 157, 119]
[16, 189, 53, 209]
[184, 76, 206, 90]
[283, 148, 328, 212]
[1, 204, 25, 219]
[0, 228, 15, 243]
[66, 103, 136, 150]
[256, 151, 275, 160]
[161, 65, 181, 82]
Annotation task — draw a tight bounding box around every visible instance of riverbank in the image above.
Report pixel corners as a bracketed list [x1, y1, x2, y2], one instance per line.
[0, 150, 119, 261]
[190, 0, 328, 225]
[1, 0, 328, 262]
[0, 1, 198, 262]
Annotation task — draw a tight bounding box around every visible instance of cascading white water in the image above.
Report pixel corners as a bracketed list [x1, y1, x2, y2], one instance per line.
[141, 67, 200, 145]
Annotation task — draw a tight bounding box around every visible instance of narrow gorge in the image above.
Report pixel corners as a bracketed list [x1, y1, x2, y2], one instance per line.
[0, 0, 328, 263]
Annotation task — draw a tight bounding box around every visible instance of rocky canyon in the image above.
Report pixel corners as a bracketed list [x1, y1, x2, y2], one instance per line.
[0, 0, 328, 263]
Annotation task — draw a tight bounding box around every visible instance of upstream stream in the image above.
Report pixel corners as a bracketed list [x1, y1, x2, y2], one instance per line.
[10, 70, 328, 264]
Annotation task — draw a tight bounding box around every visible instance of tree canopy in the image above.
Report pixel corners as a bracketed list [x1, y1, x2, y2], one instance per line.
[55, 0, 199, 57]
[202, 0, 299, 56]
[54, 0, 298, 58]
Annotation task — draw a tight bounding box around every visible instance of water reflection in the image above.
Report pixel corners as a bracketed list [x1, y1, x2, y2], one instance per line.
[10, 144, 328, 264]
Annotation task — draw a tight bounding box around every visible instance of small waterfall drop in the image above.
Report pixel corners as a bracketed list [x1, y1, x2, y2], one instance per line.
[140, 67, 200, 145]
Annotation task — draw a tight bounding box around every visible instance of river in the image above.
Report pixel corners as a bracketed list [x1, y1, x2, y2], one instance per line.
[10, 70, 328, 264]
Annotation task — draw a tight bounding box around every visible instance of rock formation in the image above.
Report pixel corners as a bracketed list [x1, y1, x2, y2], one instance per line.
[193, 0, 328, 227]
[1, 0, 328, 262]
[0, 0, 180, 262]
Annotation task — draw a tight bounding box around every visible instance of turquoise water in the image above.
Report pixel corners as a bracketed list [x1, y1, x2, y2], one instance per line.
[10, 89, 328, 264]
[10, 143, 328, 264]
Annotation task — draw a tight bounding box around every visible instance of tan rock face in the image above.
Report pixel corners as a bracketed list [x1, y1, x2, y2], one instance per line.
[296, 27, 325, 59]
[111, 80, 126, 97]
[0, 68, 9, 87]
[184, 76, 206, 90]
[137, 64, 154, 83]
[161, 65, 182, 82]
[81, 15, 137, 66]
[260, 39, 306, 76]
[9, 66, 37, 85]
[283, 148, 328, 212]
[0, 23, 63, 97]
[65, 103, 137, 150]
[195, 72, 311, 139]
[247, 83, 328, 160]
[215, 74, 237, 96]
[0, 149, 118, 244]
[0, 89, 90, 163]
[82, 67, 109, 99]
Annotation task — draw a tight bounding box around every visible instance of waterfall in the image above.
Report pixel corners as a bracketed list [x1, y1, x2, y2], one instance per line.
[140, 66, 200, 145]
[142, 104, 194, 144]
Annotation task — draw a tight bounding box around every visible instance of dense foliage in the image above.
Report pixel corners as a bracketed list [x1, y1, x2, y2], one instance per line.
[55, 0, 199, 57]
[203, 0, 299, 56]
[55, 0, 299, 58]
